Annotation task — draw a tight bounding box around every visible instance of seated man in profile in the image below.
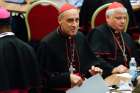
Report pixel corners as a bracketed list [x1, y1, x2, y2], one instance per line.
[0, 7, 41, 93]
[87, 2, 140, 78]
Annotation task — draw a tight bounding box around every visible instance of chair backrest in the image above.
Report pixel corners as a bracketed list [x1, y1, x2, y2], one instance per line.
[91, 3, 111, 29]
[25, 0, 59, 41]
[91, 3, 129, 32]
[138, 36, 140, 44]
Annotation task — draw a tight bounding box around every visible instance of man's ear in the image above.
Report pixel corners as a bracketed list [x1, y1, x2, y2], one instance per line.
[58, 16, 62, 25]
[106, 15, 110, 23]
[58, 19, 61, 25]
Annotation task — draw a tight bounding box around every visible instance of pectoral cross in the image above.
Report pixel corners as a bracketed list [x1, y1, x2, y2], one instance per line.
[69, 63, 75, 73]
[123, 53, 127, 62]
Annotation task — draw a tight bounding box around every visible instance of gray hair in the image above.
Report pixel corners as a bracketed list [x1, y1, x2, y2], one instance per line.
[106, 7, 127, 16]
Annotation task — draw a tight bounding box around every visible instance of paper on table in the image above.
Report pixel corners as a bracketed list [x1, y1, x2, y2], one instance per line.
[66, 74, 109, 93]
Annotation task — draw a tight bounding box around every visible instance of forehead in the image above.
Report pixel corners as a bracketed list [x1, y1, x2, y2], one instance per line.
[111, 12, 127, 17]
[62, 9, 79, 19]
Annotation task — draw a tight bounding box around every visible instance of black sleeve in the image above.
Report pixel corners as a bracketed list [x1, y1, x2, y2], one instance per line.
[124, 33, 140, 66]
[37, 42, 71, 88]
[87, 29, 114, 78]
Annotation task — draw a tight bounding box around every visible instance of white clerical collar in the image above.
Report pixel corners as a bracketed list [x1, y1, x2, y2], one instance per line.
[0, 32, 15, 38]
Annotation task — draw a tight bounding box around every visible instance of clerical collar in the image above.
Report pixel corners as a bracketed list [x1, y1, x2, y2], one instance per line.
[57, 26, 74, 39]
[0, 32, 15, 38]
[107, 24, 120, 34]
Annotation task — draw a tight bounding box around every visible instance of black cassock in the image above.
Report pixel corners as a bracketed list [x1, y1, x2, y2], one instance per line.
[87, 24, 140, 78]
[37, 29, 102, 93]
[0, 32, 41, 92]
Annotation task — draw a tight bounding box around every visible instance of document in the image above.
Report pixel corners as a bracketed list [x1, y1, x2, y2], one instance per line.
[66, 74, 109, 93]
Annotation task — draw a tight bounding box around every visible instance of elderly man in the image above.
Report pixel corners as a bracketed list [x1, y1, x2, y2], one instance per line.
[87, 2, 140, 78]
[37, 3, 103, 93]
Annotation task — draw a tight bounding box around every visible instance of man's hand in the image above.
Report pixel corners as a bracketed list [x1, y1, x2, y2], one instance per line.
[89, 66, 103, 75]
[112, 65, 128, 74]
[70, 73, 83, 87]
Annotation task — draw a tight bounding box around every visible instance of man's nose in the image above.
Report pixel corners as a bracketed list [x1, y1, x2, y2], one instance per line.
[121, 17, 126, 23]
[72, 21, 78, 26]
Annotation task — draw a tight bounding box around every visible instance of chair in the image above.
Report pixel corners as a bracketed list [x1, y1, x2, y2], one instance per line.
[91, 3, 129, 32]
[138, 36, 140, 44]
[25, 0, 59, 42]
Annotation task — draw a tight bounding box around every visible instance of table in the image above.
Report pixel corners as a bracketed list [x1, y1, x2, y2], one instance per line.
[132, 4, 140, 11]
[131, 1, 140, 11]
[105, 73, 131, 86]
[0, 0, 32, 12]
[105, 73, 133, 93]
[1, 0, 140, 12]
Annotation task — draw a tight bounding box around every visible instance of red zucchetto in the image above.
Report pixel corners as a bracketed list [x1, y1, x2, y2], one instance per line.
[107, 2, 124, 10]
[0, 7, 10, 25]
[0, 7, 10, 19]
[106, 2, 127, 15]
[59, 3, 77, 15]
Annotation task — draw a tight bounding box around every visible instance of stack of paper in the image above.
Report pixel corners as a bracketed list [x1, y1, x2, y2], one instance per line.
[66, 74, 109, 93]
